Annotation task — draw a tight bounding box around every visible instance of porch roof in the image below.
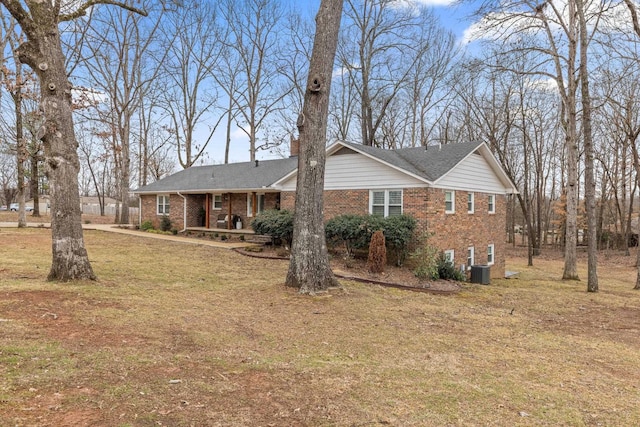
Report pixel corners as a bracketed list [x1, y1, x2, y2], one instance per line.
[133, 157, 298, 194]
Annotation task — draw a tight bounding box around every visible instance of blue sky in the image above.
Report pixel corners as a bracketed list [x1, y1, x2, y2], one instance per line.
[183, 0, 640, 165]
[210, 0, 479, 165]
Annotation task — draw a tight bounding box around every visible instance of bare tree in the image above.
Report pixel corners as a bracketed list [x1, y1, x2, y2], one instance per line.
[219, 0, 290, 161]
[469, 0, 583, 281]
[0, 0, 147, 280]
[339, 0, 444, 147]
[159, 0, 225, 169]
[82, 1, 163, 224]
[0, 11, 28, 226]
[286, 0, 343, 294]
[576, 0, 598, 292]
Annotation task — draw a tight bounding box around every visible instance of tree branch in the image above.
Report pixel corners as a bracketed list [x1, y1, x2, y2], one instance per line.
[0, 0, 35, 35]
[624, 0, 640, 38]
[59, 0, 148, 22]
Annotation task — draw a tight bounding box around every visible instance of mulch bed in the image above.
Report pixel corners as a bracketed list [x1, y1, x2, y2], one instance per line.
[234, 247, 462, 294]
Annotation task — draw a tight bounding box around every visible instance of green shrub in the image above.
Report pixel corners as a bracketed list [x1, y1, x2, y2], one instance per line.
[251, 209, 293, 247]
[436, 252, 466, 281]
[220, 234, 228, 241]
[141, 220, 154, 231]
[239, 235, 245, 241]
[325, 214, 415, 264]
[171, 228, 178, 235]
[325, 214, 371, 256]
[381, 214, 417, 266]
[411, 233, 439, 280]
[159, 215, 172, 232]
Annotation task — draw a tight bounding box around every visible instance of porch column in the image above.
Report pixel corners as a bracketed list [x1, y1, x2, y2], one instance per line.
[252, 192, 257, 218]
[205, 194, 210, 229]
[227, 193, 232, 229]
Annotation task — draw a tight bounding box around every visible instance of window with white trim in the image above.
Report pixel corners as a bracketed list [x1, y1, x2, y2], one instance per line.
[444, 249, 455, 266]
[488, 194, 495, 214]
[370, 190, 403, 217]
[157, 195, 170, 215]
[467, 192, 474, 213]
[445, 191, 455, 214]
[487, 244, 495, 265]
[247, 193, 265, 217]
[212, 194, 222, 210]
[467, 246, 475, 269]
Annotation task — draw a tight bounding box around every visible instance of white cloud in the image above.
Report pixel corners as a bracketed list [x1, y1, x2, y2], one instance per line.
[394, 0, 456, 7]
[463, 0, 640, 44]
[525, 77, 558, 92]
[410, 0, 456, 5]
[231, 124, 251, 140]
[72, 86, 107, 108]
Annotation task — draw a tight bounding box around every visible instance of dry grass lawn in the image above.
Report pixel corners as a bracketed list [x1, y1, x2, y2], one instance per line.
[1, 227, 639, 426]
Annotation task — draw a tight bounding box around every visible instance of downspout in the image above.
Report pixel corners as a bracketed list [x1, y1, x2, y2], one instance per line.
[138, 196, 142, 227]
[177, 192, 187, 232]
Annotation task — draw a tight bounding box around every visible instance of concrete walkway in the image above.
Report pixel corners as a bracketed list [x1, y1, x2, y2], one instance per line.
[0, 222, 256, 249]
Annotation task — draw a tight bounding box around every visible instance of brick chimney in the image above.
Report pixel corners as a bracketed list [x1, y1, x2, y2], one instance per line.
[290, 135, 300, 157]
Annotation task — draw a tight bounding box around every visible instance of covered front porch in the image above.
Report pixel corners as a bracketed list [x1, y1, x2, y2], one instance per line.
[184, 191, 281, 231]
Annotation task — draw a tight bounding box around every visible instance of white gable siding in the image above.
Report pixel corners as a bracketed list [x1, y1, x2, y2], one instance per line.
[435, 153, 508, 193]
[279, 153, 424, 191]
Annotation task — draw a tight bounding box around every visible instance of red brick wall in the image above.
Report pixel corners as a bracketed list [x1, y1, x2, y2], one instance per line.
[423, 189, 506, 278]
[141, 187, 507, 277]
[139, 194, 184, 230]
[279, 187, 505, 278]
[142, 193, 283, 230]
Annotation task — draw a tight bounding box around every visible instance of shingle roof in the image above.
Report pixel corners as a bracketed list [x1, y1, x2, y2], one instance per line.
[134, 141, 485, 194]
[338, 140, 483, 182]
[134, 157, 299, 193]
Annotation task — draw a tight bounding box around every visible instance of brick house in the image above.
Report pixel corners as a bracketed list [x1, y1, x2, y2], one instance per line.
[133, 140, 517, 278]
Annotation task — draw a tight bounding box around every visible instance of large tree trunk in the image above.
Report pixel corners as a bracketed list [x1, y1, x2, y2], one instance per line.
[285, 0, 343, 294]
[14, 82, 27, 228]
[11, 0, 95, 281]
[30, 146, 40, 217]
[562, 0, 579, 281]
[576, 0, 598, 292]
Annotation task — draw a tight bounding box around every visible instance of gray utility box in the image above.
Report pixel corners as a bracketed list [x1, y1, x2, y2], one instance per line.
[470, 265, 491, 285]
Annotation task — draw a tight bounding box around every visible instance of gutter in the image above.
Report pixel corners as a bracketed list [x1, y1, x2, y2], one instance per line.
[177, 192, 187, 232]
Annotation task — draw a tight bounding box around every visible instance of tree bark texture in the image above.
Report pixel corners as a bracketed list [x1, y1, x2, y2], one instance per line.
[285, 0, 343, 294]
[576, 0, 598, 292]
[562, 0, 579, 281]
[2, 0, 96, 281]
[14, 77, 27, 228]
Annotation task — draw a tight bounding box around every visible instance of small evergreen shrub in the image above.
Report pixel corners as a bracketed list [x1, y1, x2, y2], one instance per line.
[251, 209, 293, 247]
[382, 214, 416, 266]
[239, 235, 245, 241]
[412, 233, 440, 280]
[436, 252, 466, 281]
[325, 214, 371, 256]
[141, 220, 154, 231]
[159, 215, 172, 232]
[220, 234, 228, 241]
[367, 230, 387, 274]
[325, 214, 415, 265]
[171, 228, 178, 235]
